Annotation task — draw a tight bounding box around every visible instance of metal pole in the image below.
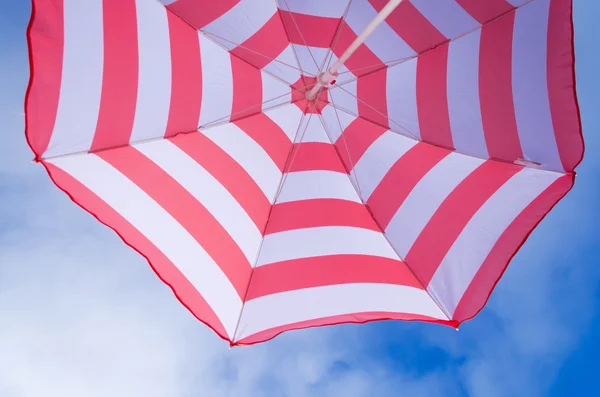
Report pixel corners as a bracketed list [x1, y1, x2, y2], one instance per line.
[306, 0, 404, 100]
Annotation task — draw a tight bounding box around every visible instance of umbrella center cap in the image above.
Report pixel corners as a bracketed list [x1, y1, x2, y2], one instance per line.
[291, 76, 329, 114]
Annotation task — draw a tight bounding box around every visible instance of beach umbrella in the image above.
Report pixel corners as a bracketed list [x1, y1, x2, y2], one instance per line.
[25, 0, 583, 346]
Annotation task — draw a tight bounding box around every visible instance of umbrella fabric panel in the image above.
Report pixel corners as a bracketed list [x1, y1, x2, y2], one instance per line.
[237, 114, 448, 343]
[450, 172, 573, 323]
[42, 106, 301, 340]
[328, 0, 581, 172]
[325, 114, 574, 323]
[26, 0, 291, 160]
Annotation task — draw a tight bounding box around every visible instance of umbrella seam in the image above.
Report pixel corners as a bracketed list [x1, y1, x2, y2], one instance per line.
[36, 96, 295, 162]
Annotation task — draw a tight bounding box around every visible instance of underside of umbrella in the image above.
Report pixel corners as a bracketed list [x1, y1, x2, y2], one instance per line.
[25, 0, 583, 346]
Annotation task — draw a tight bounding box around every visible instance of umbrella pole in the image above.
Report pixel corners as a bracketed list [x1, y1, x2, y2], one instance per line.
[305, 0, 404, 100]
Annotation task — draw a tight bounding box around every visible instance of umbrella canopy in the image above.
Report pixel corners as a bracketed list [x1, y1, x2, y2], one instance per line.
[25, 0, 583, 346]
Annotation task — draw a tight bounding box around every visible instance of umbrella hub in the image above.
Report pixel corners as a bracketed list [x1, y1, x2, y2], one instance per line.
[291, 75, 329, 114]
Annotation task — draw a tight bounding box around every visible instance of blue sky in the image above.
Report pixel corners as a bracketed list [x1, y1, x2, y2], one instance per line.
[1, 2, 598, 396]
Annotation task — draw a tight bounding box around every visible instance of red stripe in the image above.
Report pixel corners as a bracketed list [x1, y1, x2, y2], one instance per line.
[26, 0, 64, 158]
[170, 132, 271, 232]
[287, 142, 346, 173]
[234, 112, 293, 172]
[333, 21, 384, 76]
[357, 70, 389, 128]
[266, 199, 379, 234]
[230, 55, 262, 121]
[165, 12, 202, 136]
[97, 146, 252, 298]
[367, 143, 450, 230]
[405, 161, 521, 286]
[547, 0, 583, 172]
[167, 0, 240, 29]
[90, 0, 139, 152]
[334, 117, 387, 170]
[279, 10, 340, 48]
[457, 0, 514, 24]
[479, 10, 523, 162]
[453, 174, 573, 323]
[369, 0, 447, 53]
[247, 255, 422, 300]
[44, 162, 228, 339]
[416, 42, 453, 150]
[235, 312, 455, 346]
[231, 13, 290, 69]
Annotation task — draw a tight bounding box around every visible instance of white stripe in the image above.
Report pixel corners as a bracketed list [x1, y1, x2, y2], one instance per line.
[130, 0, 172, 143]
[293, 45, 329, 75]
[354, 131, 418, 200]
[135, 140, 262, 264]
[344, 0, 415, 62]
[257, 226, 399, 266]
[264, 45, 302, 86]
[262, 71, 292, 110]
[301, 115, 331, 143]
[235, 284, 447, 341]
[329, 80, 358, 116]
[512, 0, 563, 172]
[48, 153, 242, 337]
[203, 0, 276, 47]
[447, 29, 489, 158]
[386, 153, 485, 258]
[264, 105, 303, 142]
[321, 105, 356, 143]
[277, 170, 362, 203]
[386, 59, 421, 139]
[428, 167, 561, 315]
[202, 123, 282, 202]
[411, 0, 479, 39]
[278, 0, 349, 18]
[198, 34, 233, 127]
[44, 0, 104, 158]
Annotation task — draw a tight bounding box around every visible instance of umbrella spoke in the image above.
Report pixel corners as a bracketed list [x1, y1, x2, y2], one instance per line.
[327, 83, 421, 142]
[199, 30, 304, 85]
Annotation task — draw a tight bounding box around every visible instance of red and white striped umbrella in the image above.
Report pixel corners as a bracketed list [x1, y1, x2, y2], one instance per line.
[25, 0, 583, 346]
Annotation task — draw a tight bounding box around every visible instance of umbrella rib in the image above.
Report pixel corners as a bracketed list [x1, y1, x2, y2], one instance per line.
[325, 99, 566, 175]
[323, 0, 538, 94]
[152, 0, 302, 87]
[271, 0, 312, 88]
[36, 94, 297, 162]
[231, 108, 313, 344]
[198, 91, 295, 129]
[200, 30, 304, 83]
[317, 98, 364, 202]
[328, 83, 422, 141]
[317, 102, 453, 323]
